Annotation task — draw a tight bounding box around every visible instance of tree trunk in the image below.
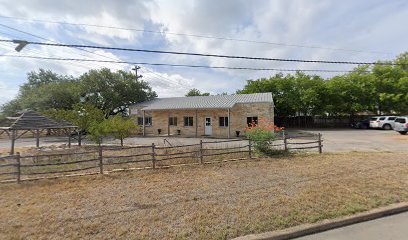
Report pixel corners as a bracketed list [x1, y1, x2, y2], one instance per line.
[120, 137, 123, 147]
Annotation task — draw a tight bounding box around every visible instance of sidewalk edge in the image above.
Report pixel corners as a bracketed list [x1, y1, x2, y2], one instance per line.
[233, 202, 408, 240]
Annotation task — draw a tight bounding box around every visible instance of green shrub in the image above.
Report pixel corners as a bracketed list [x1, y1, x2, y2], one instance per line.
[245, 117, 284, 155]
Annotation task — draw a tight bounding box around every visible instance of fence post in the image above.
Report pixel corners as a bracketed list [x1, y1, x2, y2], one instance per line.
[283, 133, 288, 152]
[98, 145, 103, 174]
[199, 140, 203, 164]
[248, 139, 252, 159]
[151, 143, 156, 169]
[16, 152, 21, 184]
[318, 133, 323, 154]
[68, 135, 71, 148]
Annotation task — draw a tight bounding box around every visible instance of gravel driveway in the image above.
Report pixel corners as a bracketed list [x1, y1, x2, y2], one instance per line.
[305, 129, 407, 152]
[0, 129, 406, 153]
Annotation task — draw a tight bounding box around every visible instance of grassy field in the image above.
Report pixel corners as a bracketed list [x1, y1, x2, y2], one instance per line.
[0, 152, 407, 239]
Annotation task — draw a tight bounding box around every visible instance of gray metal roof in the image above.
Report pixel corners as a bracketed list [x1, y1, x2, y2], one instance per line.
[0, 110, 76, 130]
[132, 92, 274, 111]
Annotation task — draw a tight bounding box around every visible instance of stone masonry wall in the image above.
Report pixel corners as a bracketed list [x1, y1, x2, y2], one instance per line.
[129, 102, 274, 138]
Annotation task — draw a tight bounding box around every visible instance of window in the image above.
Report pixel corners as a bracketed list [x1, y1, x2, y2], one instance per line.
[137, 117, 152, 126]
[379, 117, 386, 120]
[247, 116, 258, 126]
[388, 117, 396, 121]
[370, 117, 378, 121]
[395, 118, 406, 123]
[145, 117, 152, 126]
[184, 117, 194, 126]
[169, 117, 177, 126]
[219, 117, 229, 127]
[137, 117, 143, 126]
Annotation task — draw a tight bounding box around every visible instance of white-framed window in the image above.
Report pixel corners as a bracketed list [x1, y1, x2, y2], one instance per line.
[137, 117, 152, 126]
[184, 116, 194, 126]
[219, 117, 229, 127]
[169, 117, 177, 126]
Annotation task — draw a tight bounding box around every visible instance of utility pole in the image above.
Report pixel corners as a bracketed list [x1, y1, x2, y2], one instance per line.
[132, 65, 142, 80]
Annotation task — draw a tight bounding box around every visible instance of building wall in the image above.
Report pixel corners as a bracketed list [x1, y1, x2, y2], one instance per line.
[129, 102, 274, 138]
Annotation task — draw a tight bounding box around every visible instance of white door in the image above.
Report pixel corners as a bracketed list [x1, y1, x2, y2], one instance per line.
[204, 117, 212, 135]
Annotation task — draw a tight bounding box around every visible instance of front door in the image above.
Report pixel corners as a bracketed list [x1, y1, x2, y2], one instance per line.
[204, 117, 212, 135]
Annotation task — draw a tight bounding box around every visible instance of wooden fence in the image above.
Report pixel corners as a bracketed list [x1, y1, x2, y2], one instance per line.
[275, 116, 370, 128]
[0, 134, 323, 183]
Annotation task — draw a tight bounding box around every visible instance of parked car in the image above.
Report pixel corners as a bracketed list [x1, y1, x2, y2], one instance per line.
[369, 116, 398, 130]
[394, 116, 408, 135]
[351, 119, 370, 129]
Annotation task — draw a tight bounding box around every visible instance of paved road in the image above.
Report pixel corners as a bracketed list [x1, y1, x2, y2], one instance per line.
[295, 212, 408, 240]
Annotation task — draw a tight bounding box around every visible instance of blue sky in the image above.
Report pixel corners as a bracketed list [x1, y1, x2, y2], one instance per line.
[0, 0, 407, 106]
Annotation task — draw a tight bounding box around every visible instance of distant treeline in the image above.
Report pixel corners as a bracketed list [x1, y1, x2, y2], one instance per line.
[238, 52, 408, 117]
[1, 68, 157, 118]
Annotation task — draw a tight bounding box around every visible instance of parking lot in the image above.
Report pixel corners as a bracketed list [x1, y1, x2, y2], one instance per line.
[306, 129, 407, 152]
[0, 129, 406, 154]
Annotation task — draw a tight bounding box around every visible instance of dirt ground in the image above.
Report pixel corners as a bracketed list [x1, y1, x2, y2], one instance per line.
[1, 152, 407, 239]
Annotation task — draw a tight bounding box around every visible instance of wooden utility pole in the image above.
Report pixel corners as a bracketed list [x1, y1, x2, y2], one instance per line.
[132, 65, 142, 80]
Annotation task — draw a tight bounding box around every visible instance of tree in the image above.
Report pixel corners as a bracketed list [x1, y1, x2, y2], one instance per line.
[80, 68, 157, 117]
[185, 88, 210, 96]
[1, 69, 80, 115]
[107, 116, 138, 146]
[44, 104, 105, 145]
[1, 68, 157, 118]
[238, 72, 326, 117]
[87, 119, 112, 146]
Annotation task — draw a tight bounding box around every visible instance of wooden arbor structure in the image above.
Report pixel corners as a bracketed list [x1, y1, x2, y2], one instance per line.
[0, 110, 77, 154]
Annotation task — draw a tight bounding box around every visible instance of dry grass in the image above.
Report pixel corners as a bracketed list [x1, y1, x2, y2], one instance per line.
[0, 152, 407, 239]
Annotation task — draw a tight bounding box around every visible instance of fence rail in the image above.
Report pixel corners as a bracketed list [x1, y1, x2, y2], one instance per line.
[0, 133, 323, 183]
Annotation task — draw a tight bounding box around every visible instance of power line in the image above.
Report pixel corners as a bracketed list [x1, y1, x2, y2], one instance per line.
[0, 34, 100, 71]
[0, 39, 399, 66]
[0, 24, 180, 86]
[0, 23, 120, 70]
[0, 15, 394, 55]
[138, 67, 189, 87]
[0, 54, 370, 73]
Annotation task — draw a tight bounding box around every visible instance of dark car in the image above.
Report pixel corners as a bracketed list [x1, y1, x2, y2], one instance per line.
[351, 119, 370, 129]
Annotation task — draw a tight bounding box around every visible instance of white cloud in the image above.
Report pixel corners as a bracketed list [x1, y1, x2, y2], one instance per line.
[0, 81, 19, 106]
[0, 0, 407, 101]
[138, 67, 193, 97]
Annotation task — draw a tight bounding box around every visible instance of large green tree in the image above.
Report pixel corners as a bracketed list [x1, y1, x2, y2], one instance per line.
[238, 72, 326, 117]
[238, 52, 408, 117]
[1, 69, 80, 115]
[80, 68, 157, 117]
[1, 68, 157, 118]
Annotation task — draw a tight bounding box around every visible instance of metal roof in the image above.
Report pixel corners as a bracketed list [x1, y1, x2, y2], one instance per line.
[132, 92, 274, 111]
[0, 110, 76, 130]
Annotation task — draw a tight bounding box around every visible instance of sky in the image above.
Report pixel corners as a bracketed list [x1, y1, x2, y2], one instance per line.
[0, 0, 407, 106]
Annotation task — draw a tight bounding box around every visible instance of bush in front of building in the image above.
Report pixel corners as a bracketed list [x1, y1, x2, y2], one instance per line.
[245, 117, 284, 155]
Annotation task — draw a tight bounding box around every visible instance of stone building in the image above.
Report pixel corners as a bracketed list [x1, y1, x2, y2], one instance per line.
[129, 92, 274, 138]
